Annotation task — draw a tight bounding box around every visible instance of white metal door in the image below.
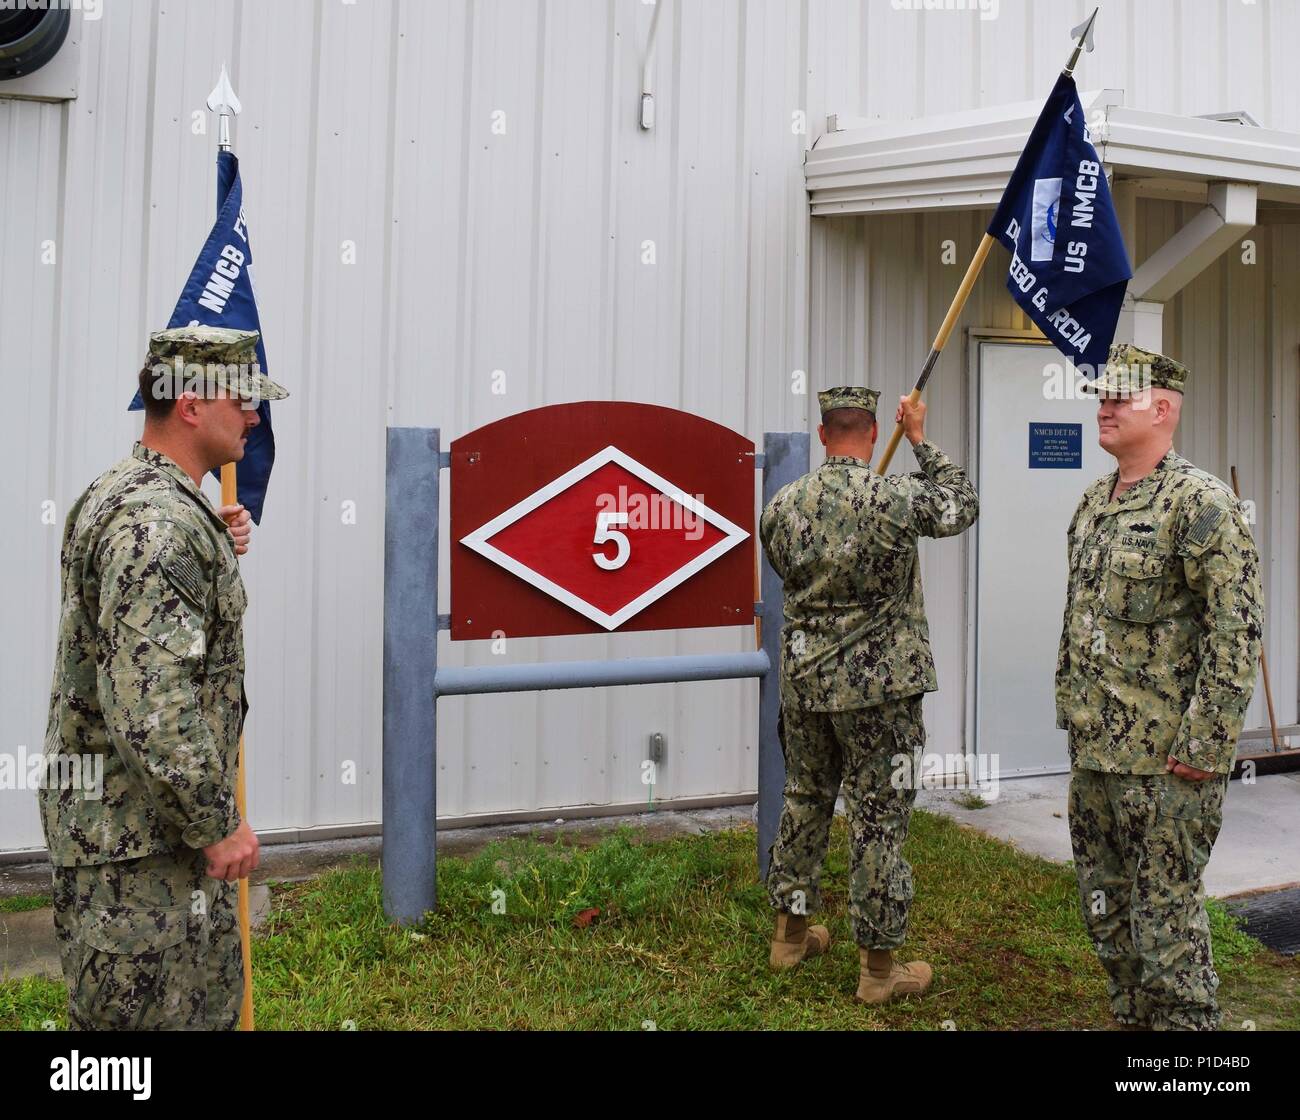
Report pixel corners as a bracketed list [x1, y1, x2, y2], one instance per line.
[974, 340, 1111, 776]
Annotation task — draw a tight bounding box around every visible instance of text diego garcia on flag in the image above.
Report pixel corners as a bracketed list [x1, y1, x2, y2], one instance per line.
[987, 74, 1131, 373]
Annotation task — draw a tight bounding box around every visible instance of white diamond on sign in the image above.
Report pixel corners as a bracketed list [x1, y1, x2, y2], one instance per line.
[459, 446, 749, 631]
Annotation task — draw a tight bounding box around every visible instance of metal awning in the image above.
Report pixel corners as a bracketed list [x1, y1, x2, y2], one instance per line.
[806, 89, 1300, 219]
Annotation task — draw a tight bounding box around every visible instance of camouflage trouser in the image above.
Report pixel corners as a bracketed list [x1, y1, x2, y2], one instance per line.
[1068, 767, 1228, 1031]
[50, 846, 243, 1031]
[766, 695, 924, 949]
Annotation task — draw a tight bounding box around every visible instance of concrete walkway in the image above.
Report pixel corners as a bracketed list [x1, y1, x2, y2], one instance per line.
[918, 770, 1300, 898]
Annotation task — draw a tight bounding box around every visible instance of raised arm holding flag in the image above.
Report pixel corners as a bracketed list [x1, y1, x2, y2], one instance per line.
[875, 8, 1128, 474]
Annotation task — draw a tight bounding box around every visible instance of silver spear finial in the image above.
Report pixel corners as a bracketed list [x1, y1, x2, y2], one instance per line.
[1064, 8, 1099, 76]
[206, 64, 242, 152]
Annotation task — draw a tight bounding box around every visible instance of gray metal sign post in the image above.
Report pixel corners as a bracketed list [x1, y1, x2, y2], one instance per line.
[382, 425, 809, 925]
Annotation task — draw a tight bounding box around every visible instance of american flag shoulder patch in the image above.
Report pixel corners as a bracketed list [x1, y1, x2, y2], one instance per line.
[1185, 503, 1226, 548]
[160, 544, 208, 609]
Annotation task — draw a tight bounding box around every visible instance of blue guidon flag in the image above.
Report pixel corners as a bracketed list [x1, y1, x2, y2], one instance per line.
[988, 74, 1131, 374]
[130, 150, 278, 522]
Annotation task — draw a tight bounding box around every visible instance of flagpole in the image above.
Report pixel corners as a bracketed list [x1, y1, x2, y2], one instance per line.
[873, 235, 993, 475]
[208, 64, 255, 1033]
[875, 7, 1100, 475]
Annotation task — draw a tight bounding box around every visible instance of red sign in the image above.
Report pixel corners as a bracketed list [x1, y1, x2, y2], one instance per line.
[450, 402, 756, 639]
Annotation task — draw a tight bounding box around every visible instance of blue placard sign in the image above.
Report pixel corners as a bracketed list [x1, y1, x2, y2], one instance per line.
[1029, 422, 1082, 469]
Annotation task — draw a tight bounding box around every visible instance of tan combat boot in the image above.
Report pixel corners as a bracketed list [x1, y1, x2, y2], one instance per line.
[769, 912, 830, 969]
[854, 948, 933, 1004]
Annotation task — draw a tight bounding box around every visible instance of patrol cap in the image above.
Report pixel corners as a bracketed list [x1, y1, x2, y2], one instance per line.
[1082, 343, 1188, 397]
[817, 386, 881, 417]
[145, 325, 289, 402]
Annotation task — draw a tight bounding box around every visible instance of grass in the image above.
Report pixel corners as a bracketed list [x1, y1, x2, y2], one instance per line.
[0, 894, 51, 913]
[2, 813, 1296, 1030]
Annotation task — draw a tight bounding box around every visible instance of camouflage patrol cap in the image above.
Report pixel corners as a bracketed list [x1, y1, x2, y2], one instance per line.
[146, 325, 289, 402]
[1082, 343, 1188, 397]
[817, 386, 881, 416]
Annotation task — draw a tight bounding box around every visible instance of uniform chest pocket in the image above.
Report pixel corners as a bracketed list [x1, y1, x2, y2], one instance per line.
[1103, 549, 1167, 623]
[205, 570, 247, 675]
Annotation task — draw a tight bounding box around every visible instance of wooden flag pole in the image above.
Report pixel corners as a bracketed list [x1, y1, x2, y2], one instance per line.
[209, 65, 254, 1032]
[221, 462, 255, 1031]
[875, 8, 1099, 476]
[876, 233, 994, 475]
[1231, 466, 1282, 750]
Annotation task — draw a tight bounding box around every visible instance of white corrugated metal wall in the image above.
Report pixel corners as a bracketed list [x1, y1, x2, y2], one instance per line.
[3, 0, 1296, 854]
[1, 0, 862, 853]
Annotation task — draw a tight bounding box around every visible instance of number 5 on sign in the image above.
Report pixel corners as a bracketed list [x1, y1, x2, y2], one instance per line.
[451, 403, 754, 638]
[593, 511, 630, 570]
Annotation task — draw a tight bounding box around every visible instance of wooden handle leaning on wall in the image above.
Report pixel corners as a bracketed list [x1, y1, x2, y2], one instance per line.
[1230, 465, 1282, 751]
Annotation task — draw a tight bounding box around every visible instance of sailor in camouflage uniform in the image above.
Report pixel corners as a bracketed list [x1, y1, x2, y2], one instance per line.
[760, 387, 979, 1003]
[40, 326, 288, 1030]
[1058, 343, 1263, 1031]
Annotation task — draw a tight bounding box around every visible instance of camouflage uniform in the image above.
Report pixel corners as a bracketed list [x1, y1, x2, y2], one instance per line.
[1058, 344, 1263, 1031]
[39, 326, 287, 1030]
[761, 387, 979, 948]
